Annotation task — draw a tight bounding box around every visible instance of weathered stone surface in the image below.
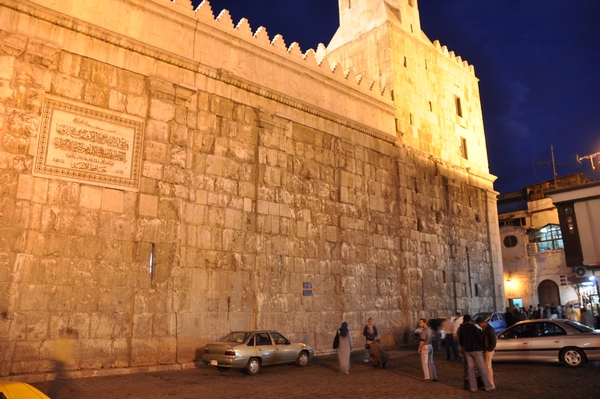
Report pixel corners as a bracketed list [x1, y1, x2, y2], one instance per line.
[0, 0, 503, 378]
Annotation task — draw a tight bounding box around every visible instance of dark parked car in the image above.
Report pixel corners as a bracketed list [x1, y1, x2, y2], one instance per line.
[201, 330, 314, 375]
[494, 318, 600, 367]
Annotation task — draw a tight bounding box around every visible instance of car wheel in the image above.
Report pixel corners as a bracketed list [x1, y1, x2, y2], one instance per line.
[561, 347, 586, 368]
[246, 358, 261, 375]
[296, 350, 309, 367]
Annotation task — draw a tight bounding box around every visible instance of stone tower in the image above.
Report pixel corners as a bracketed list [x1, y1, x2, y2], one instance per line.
[328, 0, 490, 180]
[329, 0, 505, 322]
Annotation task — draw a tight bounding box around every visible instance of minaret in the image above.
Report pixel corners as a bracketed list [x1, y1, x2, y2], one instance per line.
[328, 0, 421, 51]
[327, 0, 490, 186]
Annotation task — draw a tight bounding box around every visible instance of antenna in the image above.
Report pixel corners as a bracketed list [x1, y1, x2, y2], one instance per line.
[576, 151, 600, 181]
[577, 151, 600, 170]
[551, 145, 557, 185]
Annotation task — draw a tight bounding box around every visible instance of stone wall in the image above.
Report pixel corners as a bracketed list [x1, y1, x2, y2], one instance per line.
[0, 0, 504, 376]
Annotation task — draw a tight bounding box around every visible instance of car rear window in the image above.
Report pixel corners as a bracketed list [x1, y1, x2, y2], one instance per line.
[221, 332, 251, 343]
[564, 321, 594, 333]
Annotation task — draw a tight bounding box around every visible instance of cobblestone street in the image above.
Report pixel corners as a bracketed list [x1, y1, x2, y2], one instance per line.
[25, 346, 600, 399]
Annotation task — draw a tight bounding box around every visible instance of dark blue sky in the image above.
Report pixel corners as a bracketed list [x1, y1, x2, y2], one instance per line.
[191, 0, 600, 194]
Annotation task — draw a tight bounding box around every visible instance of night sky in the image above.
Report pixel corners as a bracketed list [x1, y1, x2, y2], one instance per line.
[190, 0, 600, 194]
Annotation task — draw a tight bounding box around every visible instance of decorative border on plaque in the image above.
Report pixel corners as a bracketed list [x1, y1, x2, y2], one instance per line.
[34, 97, 144, 191]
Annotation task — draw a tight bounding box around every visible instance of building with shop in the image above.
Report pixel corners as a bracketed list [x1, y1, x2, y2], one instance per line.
[498, 174, 598, 318]
[546, 179, 600, 320]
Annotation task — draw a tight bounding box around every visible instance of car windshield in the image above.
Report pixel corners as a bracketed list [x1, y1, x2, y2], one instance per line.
[564, 320, 594, 333]
[220, 332, 251, 343]
[472, 312, 491, 320]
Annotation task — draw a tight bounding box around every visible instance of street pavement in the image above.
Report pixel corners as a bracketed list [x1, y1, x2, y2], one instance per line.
[21, 346, 600, 398]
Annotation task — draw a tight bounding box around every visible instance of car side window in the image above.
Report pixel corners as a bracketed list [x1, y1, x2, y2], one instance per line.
[256, 333, 272, 346]
[534, 322, 567, 337]
[270, 332, 288, 345]
[502, 324, 532, 339]
[491, 314, 498, 322]
[247, 335, 255, 346]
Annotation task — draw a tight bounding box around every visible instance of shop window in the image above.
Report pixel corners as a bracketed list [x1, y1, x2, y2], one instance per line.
[528, 224, 564, 253]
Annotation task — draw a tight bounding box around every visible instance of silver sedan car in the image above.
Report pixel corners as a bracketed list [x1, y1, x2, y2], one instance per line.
[494, 318, 600, 367]
[201, 330, 315, 375]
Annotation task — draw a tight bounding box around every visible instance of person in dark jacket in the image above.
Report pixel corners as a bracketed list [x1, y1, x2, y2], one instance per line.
[363, 318, 378, 362]
[457, 315, 494, 392]
[477, 316, 497, 388]
[367, 339, 389, 368]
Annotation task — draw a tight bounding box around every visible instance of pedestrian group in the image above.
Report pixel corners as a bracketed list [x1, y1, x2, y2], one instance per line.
[333, 313, 498, 393]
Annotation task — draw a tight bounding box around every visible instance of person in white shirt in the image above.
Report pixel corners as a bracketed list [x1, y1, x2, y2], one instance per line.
[452, 311, 463, 357]
[567, 304, 578, 321]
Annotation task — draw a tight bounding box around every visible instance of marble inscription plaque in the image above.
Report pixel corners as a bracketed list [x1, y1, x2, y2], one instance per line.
[34, 97, 144, 190]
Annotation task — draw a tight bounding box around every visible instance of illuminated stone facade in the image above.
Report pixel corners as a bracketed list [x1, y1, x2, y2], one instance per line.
[0, 0, 504, 376]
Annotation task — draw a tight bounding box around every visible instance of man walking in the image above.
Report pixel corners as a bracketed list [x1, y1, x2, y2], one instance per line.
[442, 317, 458, 360]
[458, 315, 494, 392]
[567, 304, 578, 321]
[417, 318, 437, 382]
[477, 316, 497, 388]
[451, 311, 463, 358]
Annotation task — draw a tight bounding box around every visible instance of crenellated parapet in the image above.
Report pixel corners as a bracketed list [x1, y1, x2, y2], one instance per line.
[192, 0, 392, 98]
[432, 39, 475, 75]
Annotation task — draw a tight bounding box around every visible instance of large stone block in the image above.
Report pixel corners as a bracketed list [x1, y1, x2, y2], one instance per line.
[149, 98, 175, 122]
[50, 73, 84, 99]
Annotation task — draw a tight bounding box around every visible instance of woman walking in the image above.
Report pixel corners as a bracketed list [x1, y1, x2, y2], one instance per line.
[337, 322, 352, 374]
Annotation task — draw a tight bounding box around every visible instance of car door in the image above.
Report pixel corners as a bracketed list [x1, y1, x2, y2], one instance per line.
[529, 322, 567, 362]
[495, 323, 533, 361]
[270, 332, 298, 364]
[254, 332, 276, 365]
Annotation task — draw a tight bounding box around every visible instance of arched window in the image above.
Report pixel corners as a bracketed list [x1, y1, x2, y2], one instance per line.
[503, 235, 518, 248]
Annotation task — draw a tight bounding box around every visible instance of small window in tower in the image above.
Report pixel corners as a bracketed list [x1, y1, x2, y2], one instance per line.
[455, 97, 463, 117]
[460, 137, 468, 159]
[410, 113, 413, 125]
[404, 56, 408, 67]
[429, 101, 432, 112]
[425, 59, 428, 70]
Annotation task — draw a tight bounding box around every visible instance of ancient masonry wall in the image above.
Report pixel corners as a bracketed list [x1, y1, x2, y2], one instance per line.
[0, 0, 503, 376]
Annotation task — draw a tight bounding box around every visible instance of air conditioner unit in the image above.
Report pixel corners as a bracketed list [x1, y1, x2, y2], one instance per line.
[574, 267, 591, 278]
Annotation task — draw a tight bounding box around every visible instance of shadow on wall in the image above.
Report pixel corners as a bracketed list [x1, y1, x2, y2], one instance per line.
[194, 348, 205, 365]
[394, 327, 412, 345]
